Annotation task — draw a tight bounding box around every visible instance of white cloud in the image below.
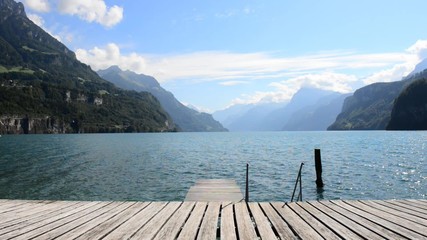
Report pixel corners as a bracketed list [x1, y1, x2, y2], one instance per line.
[76, 43, 409, 84]
[24, 0, 50, 12]
[57, 0, 123, 27]
[75, 41, 427, 108]
[362, 63, 414, 85]
[407, 40, 427, 60]
[362, 40, 427, 84]
[230, 72, 358, 105]
[272, 72, 358, 94]
[219, 81, 249, 86]
[230, 91, 292, 106]
[22, 0, 123, 27]
[76, 43, 147, 72]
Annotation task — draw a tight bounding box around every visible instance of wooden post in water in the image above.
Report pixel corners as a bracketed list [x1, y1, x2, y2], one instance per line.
[315, 149, 324, 188]
[245, 163, 249, 202]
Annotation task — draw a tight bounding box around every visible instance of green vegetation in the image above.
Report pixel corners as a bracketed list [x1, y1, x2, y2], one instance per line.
[98, 66, 227, 132]
[328, 70, 427, 130]
[0, 65, 34, 74]
[387, 77, 427, 130]
[0, 0, 177, 134]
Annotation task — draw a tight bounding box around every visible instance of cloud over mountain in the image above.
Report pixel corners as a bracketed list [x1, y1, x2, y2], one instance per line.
[22, 0, 123, 27]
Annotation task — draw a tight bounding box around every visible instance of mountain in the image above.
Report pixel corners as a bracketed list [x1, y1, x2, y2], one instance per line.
[387, 76, 427, 130]
[213, 87, 341, 131]
[97, 66, 227, 132]
[328, 69, 427, 130]
[263, 88, 340, 131]
[216, 102, 286, 131]
[328, 81, 410, 130]
[0, 0, 176, 134]
[283, 93, 350, 131]
[408, 58, 427, 77]
[212, 104, 256, 128]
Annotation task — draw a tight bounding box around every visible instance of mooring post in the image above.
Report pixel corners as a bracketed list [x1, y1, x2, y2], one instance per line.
[245, 163, 249, 202]
[315, 149, 324, 188]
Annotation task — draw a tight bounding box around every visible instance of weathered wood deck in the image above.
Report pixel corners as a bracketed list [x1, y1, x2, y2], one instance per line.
[185, 179, 244, 202]
[0, 199, 426, 239]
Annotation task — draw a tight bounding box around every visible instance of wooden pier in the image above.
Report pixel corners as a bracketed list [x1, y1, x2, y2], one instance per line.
[0, 199, 426, 239]
[185, 179, 244, 202]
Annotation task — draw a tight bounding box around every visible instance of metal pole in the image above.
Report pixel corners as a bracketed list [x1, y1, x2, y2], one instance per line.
[299, 172, 303, 201]
[245, 163, 249, 202]
[291, 162, 304, 202]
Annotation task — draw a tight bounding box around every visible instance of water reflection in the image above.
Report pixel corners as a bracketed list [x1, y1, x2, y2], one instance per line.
[316, 187, 325, 200]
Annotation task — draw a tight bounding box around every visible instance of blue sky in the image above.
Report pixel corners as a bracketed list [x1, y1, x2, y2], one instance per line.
[21, 0, 427, 112]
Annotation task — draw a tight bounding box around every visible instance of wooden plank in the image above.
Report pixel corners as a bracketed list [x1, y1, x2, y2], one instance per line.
[0, 200, 61, 215]
[53, 202, 130, 240]
[400, 200, 427, 211]
[154, 202, 196, 240]
[234, 202, 258, 240]
[177, 202, 207, 240]
[132, 202, 182, 239]
[259, 202, 297, 239]
[383, 200, 427, 217]
[309, 201, 384, 239]
[185, 193, 243, 202]
[220, 202, 237, 240]
[0, 200, 56, 218]
[273, 202, 324, 240]
[0, 201, 90, 235]
[298, 201, 364, 239]
[248, 202, 277, 239]
[185, 179, 243, 202]
[346, 200, 427, 237]
[74, 202, 149, 239]
[287, 202, 341, 240]
[362, 200, 427, 226]
[320, 201, 405, 239]
[332, 200, 426, 239]
[30, 202, 116, 240]
[0, 199, 426, 240]
[26, 202, 123, 239]
[0, 201, 81, 228]
[196, 202, 221, 240]
[0, 200, 43, 214]
[1, 201, 112, 239]
[103, 202, 167, 239]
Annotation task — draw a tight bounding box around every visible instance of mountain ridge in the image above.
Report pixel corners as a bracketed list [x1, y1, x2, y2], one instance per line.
[0, 0, 176, 134]
[98, 66, 227, 132]
[213, 88, 347, 131]
[387, 76, 427, 130]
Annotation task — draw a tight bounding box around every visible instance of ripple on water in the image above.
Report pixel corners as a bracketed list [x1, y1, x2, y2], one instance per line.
[0, 131, 425, 201]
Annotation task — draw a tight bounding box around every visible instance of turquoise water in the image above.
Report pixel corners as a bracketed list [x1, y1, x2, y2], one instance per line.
[0, 131, 425, 202]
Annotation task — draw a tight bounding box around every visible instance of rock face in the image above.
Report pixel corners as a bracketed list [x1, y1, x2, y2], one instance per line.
[0, 0, 26, 21]
[328, 64, 427, 130]
[0, 0, 176, 134]
[387, 78, 427, 130]
[0, 115, 66, 134]
[327, 80, 410, 130]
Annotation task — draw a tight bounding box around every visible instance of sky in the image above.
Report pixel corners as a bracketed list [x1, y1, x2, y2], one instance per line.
[20, 0, 427, 112]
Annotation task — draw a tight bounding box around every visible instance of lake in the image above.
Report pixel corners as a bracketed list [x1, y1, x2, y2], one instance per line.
[0, 131, 425, 202]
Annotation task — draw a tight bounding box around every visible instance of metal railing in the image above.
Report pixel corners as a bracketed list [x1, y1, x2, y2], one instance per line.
[290, 162, 304, 202]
